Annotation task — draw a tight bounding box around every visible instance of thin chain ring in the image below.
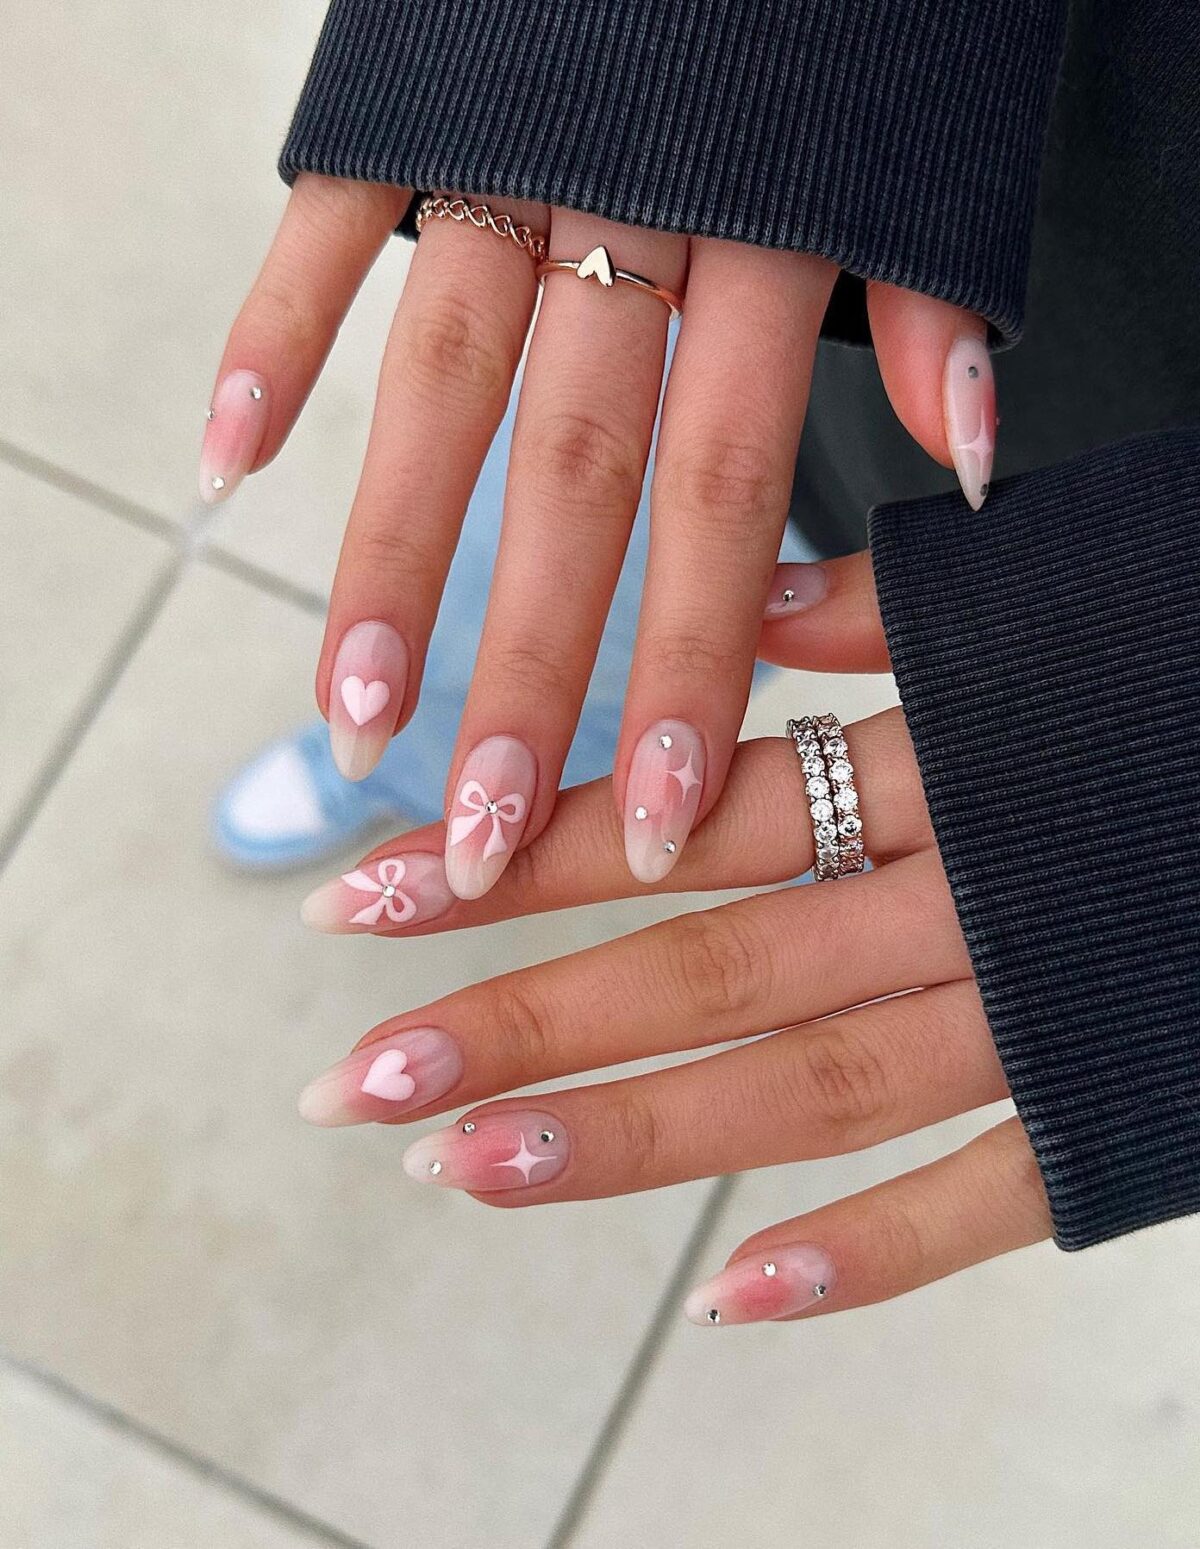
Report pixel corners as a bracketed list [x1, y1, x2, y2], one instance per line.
[415, 194, 548, 265]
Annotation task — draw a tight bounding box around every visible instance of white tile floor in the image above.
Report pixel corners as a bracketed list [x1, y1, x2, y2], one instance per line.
[2, 4, 1198, 1547]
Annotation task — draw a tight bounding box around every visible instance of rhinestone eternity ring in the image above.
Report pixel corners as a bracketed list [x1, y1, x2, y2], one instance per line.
[787, 715, 865, 881]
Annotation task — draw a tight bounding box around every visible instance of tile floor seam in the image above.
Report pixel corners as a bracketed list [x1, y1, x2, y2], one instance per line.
[0, 1352, 370, 1549]
[0, 435, 193, 549]
[544, 1173, 739, 1549]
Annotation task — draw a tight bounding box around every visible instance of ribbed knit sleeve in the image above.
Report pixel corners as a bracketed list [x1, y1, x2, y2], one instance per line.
[280, 0, 1067, 345]
[869, 429, 1200, 1250]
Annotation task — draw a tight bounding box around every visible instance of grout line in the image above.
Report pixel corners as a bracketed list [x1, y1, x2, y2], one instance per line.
[202, 542, 330, 616]
[544, 1174, 738, 1549]
[0, 554, 184, 874]
[0, 435, 190, 547]
[0, 1352, 369, 1549]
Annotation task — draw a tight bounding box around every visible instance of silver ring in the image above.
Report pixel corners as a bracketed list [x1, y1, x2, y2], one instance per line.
[787, 715, 864, 880]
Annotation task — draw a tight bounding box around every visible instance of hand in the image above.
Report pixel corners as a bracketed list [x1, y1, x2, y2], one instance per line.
[295, 555, 1051, 1327]
[202, 174, 996, 899]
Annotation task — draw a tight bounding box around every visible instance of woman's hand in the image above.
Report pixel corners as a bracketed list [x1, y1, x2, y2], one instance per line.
[294, 556, 1050, 1327]
[202, 174, 995, 900]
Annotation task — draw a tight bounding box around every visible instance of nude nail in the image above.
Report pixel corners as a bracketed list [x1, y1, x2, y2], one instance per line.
[199, 369, 269, 504]
[300, 851, 453, 934]
[328, 620, 409, 781]
[443, 735, 536, 900]
[763, 563, 829, 618]
[624, 720, 705, 884]
[402, 1111, 568, 1191]
[298, 1026, 463, 1127]
[684, 1244, 836, 1327]
[943, 337, 996, 511]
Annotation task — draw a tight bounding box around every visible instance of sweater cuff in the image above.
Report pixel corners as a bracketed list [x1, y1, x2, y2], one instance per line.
[869, 429, 1200, 1250]
[281, 0, 1066, 345]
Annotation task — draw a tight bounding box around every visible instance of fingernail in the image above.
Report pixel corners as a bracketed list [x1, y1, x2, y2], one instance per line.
[301, 850, 453, 934]
[684, 1244, 836, 1327]
[624, 720, 705, 884]
[444, 735, 536, 900]
[328, 621, 409, 781]
[199, 369, 269, 505]
[298, 1027, 463, 1128]
[401, 1110, 568, 1191]
[943, 337, 996, 511]
[763, 563, 829, 618]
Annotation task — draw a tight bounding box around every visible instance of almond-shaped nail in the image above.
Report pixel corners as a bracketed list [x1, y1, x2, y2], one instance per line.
[763, 563, 829, 618]
[943, 337, 996, 511]
[298, 1026, 463, 1127]
[684, 1244, 836, 1327]
[402, 1111, 568, 1191]
[624, 720, 705, 884]
[444, 735, 536, 901]
[328, 620, 409, 781]
[300, 850, 453, 934]
[199, 369, 269, 505]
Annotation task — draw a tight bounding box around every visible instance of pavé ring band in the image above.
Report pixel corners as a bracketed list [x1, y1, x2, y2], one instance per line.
[536, 245, 684, 318]
[787, 715, 865, 880]
[415, 194, 548, 264]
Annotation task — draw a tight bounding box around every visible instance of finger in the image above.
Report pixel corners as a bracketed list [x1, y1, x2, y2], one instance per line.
[867, 282, 996, 510]
[396, 976, 1001, 1201]
[299, 707, 933, 935]
[759, 551, 890, 673]
[200, 174, 409, 504]
[684, 1117, 1050, 1326]
[318, 193, 548, 780]
[443, 210, 687, 900]
[618, 241, 838, 883]
[298, 846, 971, 1129]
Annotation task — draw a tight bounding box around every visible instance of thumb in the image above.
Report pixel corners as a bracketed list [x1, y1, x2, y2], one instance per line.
[760, 552, 890, 673]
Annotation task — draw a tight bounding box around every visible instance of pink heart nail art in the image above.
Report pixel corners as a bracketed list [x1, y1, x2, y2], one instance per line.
[339, 675, 391, 727]
[360, 1048, 417, 1102]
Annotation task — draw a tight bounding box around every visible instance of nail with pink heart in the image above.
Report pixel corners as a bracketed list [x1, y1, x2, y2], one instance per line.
[297, 1026, 463, 1127]
[328, 620, 409, 781]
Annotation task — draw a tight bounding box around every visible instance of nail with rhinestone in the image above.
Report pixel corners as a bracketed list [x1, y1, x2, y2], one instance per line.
[326, 619, 411, 782]
[444, 734, 537, 901]
[763, 562, 829, 618]
[624, 720, 705, 885]
[199, 368, 269, 505]
[402, 1110, 568, 1191]
[297, 1026, 464, 1126]
[943, 337, 995, 511]
[684, 1243, 836, 1327]
[300, 849, 454, 935]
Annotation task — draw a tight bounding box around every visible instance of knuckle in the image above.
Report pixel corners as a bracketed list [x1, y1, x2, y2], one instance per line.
[534, 410, 643, 513]
[483, 636, 573, 703]
[406, 296, 514, 402]
[657, 437, 788, 536]
[245, 274, 328, 350]
[486, 976, 553, 1072]
[638, 626, 744, 681]
[608, 1092, 663, 1185]
[346, 520, 442, 594]
[669, 908, 761, 1023]
[871, 1197, 930, 1283]
[797, 1024, 892, 1131]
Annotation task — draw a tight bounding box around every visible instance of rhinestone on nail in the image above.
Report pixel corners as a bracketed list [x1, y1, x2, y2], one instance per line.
[634, 805, 648, 821]
[250, 385, 263, 399]
[462, 1122, 476, 1134]
[539, 1129, 555, 1144]
[485, 799, 499, 815]
[663, 840, 677, 854]
[762, 1262, 777, 1277]
[428, 1160, 443, 1176]
[781, 589, 795, 604]
[967, 364, 979, 379]
[205, 408, 215, 421]
[706, 1308, 721, 1324]
[658, 734, 673, 750]
[813, 1283, 828, 1298]
[211, 476, 225, 491]
[382, 884, 397, 898]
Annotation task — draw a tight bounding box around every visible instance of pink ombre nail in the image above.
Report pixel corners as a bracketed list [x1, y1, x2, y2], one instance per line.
[300, 850, 453, 934]
[298, 1026, 463, 1127]
[763, 563, 829, 618]
[199, 369, 269, 505]
[943, 337, 996, 511]
[328, 620, 409, 781]
[402, 1111, 568, 1191]
[684, 1244, 836, 1327]
[444, 735, 536, 900]
[624, 720, 705, 884]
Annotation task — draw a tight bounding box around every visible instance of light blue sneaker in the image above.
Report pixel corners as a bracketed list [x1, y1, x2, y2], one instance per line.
[213, 330, 803, 871]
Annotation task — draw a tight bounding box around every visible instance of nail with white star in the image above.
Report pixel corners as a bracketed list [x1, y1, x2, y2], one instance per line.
[623, 720, 705, 885]
[401, 1110, 568, 1192]
[683, 1244, 836, 1328]
[199, 368, 269, 505]
[297, 1026, 463, 1127]
[943, 336, 996, 511]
